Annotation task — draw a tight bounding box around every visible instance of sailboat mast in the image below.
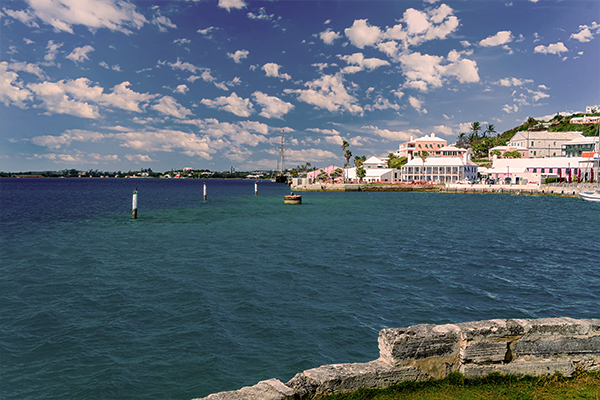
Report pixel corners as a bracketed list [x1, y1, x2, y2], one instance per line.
[279, 130, 285, 175]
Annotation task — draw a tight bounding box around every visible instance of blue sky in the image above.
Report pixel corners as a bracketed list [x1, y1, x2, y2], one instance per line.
[1, 0, 598, 172]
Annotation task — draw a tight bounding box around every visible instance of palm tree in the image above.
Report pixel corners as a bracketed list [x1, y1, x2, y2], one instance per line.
[470, 122, 481, 139]
[483, 124, 495, 138]
[341, 140, 349, 182]
[419, 150, 429, 182]
[354, 155, 366, 183]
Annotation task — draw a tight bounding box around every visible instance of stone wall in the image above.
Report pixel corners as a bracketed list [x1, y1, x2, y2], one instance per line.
[195, 318, 600, 400]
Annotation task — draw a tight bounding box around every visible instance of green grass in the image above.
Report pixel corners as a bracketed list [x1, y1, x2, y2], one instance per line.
[323, 370, 600, 400]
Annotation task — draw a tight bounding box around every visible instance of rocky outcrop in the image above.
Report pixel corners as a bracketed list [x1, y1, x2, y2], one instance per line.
[194, 318, 600, 400]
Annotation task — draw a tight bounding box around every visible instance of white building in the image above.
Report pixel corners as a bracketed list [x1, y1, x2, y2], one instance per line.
[363, 156, 388, 169]
[395, 133, 447, 159]
[562, 136, 600, 158]
[400, 153, 478, 183]
[586, 105, 600, 114]
[485, 156, 599, 184]
[507, 131, 584, 158]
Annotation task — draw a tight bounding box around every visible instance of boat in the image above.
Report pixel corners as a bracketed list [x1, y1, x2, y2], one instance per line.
[580, 191, 600, 202]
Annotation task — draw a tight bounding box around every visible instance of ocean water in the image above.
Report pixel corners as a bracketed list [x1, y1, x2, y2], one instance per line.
[1, 178, 599, 399]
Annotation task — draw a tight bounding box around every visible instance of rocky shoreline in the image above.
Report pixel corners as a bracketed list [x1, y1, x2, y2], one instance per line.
[196, 317, 600, 400]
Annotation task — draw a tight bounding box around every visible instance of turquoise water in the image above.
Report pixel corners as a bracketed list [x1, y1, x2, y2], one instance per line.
[1, 178, 599, 399]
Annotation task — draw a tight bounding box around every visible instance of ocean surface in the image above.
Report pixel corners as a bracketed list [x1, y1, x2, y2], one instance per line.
[1, 178, 599, 399]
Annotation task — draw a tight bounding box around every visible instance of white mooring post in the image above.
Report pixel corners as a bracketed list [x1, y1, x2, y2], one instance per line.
[132, 188, 138, 219]
[203, 181, 207, 201]
[255, 181, 258, 196]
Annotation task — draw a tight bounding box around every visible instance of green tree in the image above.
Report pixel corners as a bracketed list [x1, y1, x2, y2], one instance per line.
[484, 124, 496, 138]
[341, 140, 350, 182]
[354, 155, 366, 182]
[470, 122, 481, 139]
[387, 153, 408, 169]
[419, 150, 429, 182]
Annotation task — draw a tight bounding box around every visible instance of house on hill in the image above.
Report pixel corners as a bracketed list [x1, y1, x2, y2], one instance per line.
[502, 131, 583, 158]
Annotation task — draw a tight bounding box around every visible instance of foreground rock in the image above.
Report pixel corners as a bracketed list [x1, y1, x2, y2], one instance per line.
[194, 317, 600, 400]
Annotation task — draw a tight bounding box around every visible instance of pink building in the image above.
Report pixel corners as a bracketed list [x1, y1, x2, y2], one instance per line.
[395, 133, 447, 159]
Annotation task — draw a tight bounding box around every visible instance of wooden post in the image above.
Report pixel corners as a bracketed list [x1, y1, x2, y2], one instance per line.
[203, 181, 207, 200]
[132, 188, 138, 219]
[255, 181, 258, 196]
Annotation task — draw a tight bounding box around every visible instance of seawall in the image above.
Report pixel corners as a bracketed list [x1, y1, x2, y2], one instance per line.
[289, 183, 596, 198]
[195, 317, 600, 400]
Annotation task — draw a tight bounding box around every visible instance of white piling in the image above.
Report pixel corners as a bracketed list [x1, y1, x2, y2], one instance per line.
[255, 181, 258, 196]
[132, 188, 138, 219]
[203, 181, 207, 201]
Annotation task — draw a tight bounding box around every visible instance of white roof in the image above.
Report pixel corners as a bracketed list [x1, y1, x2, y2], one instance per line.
[414, 133, 446, 142]
[509, 131, 583, 142]
[364, 156, 385, 164]
[404, 157, 475, 166]
[564, 136, 600, 145]
[439, 145, 466, 152]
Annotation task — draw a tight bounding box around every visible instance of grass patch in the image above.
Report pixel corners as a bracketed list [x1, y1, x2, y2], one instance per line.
[323, 370, 600, 400]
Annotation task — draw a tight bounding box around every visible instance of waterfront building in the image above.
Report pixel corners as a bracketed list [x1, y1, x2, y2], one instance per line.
[438, 145, 467, 158]
[485, 156, 599, 184]
[562, 136, 600, 158]
[506, 131, 583, 158]
[400, 152, 478, 183]
[395, 133, 447, 159]
[363, 156, 388, 169]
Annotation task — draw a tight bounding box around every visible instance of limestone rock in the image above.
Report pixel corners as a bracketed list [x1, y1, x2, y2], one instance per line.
[286, 359, 427, 400]
[379, 323, 461, 366]
[194, 379, 294, 400]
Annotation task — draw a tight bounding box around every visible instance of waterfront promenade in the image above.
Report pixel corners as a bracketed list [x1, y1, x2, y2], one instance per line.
[290, 181, 596, 198]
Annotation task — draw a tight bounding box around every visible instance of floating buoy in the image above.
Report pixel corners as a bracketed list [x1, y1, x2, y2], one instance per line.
[132, 188, 138, 219]
[284, 192, 302, 204]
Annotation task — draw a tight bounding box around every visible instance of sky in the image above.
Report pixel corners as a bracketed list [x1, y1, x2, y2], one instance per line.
[1, 0, 599, 173]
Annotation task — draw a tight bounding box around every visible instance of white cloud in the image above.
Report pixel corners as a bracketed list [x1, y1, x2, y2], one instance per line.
[479, 31, 513, 47]
[200, 92, 254, 117]
[364, 96, 400, 112]
[3, 7, 39, 27]
[66, 45, 94, 63]
[116, 128, 214, 158]
[247, 7, 275, 22]
[168, 59, 201, 74]
[174, 38, 191, 45]
[320, 28, 341, 45]
[228, 49, 249, 63]
[0, 63, 33, 108]
[44, 40, 63, 62]
[362, 125, 419, 141]
[344, 19, 381, 49]
[31, 129, 106, 149]
[125, 154, 154, 162]
[339, 53, 389, 73]
[151, 15, 176, 32]
[534, 42, 568, 55]
[496, 77, 534, 87]
[433, 125, 454, 136]
[262, 63, 291, 80]
[174, 84, 188, 94]
[151, 96, 192, 118]
[26, 78, 157, 118]
[21, 0, 147, 34]
[284, 73, 363, 115]
[252, 91, 294, 119]
[4, 61, 46, 79]
[398, 50, 479, 92]
[408, 96, 427, 114]
[502, 104, 519, 113]
[570, 23, 599, 42]
[218, 0, 246, 12]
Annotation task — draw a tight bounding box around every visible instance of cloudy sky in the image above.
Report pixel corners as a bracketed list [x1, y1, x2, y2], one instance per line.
[1, 0, 598, 172]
